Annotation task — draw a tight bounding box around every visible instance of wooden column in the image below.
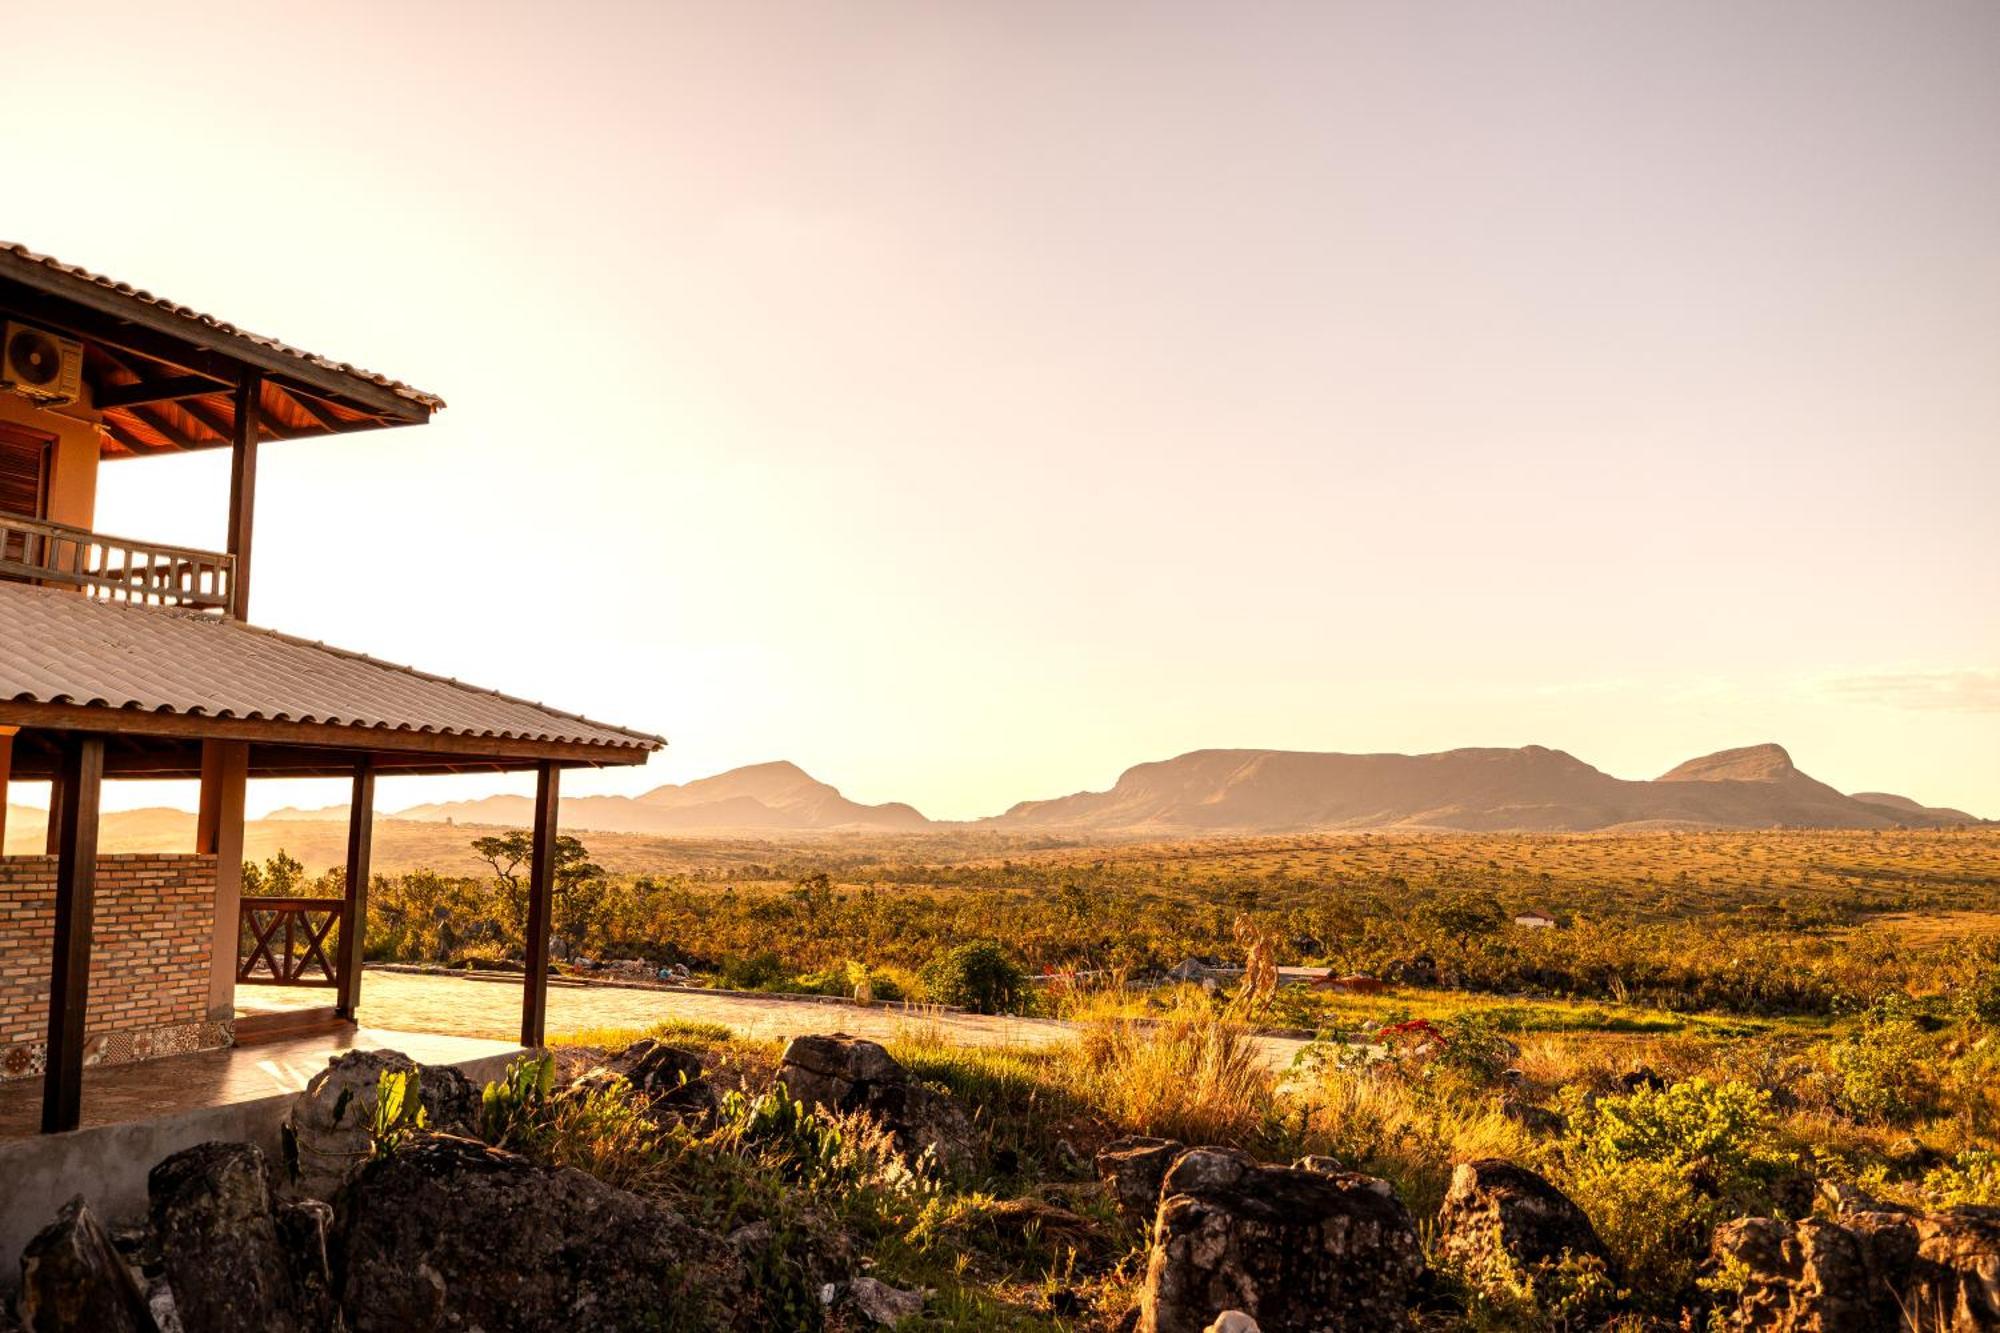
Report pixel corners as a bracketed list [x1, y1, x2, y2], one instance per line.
[197, 741, 249, 1022]
[335, 757, 375, 1021]
[43, 735, 103, 1134]
[43, 764, 64, 856]
[0, 727, 13, 854]
[519, 762, 560, 1048]
[226, 373, 261, 621]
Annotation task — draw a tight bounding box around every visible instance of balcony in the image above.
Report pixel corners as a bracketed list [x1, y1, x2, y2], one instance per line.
[0, 514, 234, 614]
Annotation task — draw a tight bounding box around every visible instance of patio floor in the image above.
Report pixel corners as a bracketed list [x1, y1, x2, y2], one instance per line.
[0, 1025, 519, 1140]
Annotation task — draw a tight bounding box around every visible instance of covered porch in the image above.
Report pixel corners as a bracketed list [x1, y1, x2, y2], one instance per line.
[0, 578, 664, 1136]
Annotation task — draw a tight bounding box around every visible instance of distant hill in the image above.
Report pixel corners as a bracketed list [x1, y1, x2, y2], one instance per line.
[391, 760, 930, 836]
[985, 743, 1984, 834]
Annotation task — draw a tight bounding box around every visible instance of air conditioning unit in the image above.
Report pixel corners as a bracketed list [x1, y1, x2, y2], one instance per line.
[2, 322, 84, 407]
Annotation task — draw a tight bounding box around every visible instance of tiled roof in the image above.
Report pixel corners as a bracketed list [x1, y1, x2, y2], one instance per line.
[0, 243, 445, 412]
[0, 582, 661, 754]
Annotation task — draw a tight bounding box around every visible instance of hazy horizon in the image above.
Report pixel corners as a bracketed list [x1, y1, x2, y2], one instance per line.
[10, 0, 1999, 821]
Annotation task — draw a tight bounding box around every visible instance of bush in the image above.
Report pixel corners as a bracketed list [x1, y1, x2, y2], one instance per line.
[1555, 1078, 1789, 1310]
[918, 941, 1026, 1015]
[1827, 1000, 1939, 1124]
[718, 951, 791, 991]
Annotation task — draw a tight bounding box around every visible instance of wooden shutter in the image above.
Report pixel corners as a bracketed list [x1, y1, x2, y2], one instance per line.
[0, 424, 50, 519]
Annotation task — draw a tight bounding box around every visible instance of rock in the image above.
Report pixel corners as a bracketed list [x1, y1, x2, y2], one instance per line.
[336, 1132, 758, 1331]
[776, 1033, 976, 1173]
[1436, 1159, 1608, 1279]
[1711, 1203, 2000, 1331]
[1096, 1136, 1186, 1226]
[1908, 1206, 2000, 1331]
[1709, 1216, 1882, 1332]
[1616, 1067, 1667, 1094]
[845, 1276, 928, 1326]
[1138, 1148, 1424, 1333]
[17, 1197, 158, 1333]
[282, 1049, 478, 1198]
[1204, 1316, 1261, 1333]
[275, 1199, 337, 1331]
[573, 1038, 702, 1098]
[148, 1142, 309, 1333]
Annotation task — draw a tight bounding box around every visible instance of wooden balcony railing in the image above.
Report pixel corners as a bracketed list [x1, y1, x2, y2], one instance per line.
[238, 897, 342, 986]
[0, 514, 234, 613]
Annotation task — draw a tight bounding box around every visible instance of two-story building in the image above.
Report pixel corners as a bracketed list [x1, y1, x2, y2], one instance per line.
[0, 243, 663, 1156]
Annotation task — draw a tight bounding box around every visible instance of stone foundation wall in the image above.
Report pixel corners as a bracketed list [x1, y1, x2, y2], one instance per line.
[0, 854, 228, 1080]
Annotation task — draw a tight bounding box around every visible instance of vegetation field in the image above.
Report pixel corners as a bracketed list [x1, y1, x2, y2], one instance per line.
[244, 826, 2000, 1328]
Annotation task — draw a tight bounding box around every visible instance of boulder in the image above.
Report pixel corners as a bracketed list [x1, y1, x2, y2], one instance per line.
[1908, 1206, 2000, 1331]
[1711, 1202, 2000, 1331]
[282, 1049, 473, 1199]
[1709, 1216, 1882, 1332]
[1435, 1159, 1608, 1280]
[274, 1199, 337, 1332]
[1096, 1136, 1186, 1226]
[335, 1132, 758, 1331]
[574, 1039, 717, 1122]
[776, 1033, 976, 1173]
[17, 1197, 157, 1333]
[1138, 1148, 1424, 1333]
[147, 1142, 311, 1333]
[1205, 1316, 1261, 1333]
[844, 1276, 927, 1326]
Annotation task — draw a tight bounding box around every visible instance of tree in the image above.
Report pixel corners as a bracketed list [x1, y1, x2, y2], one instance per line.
[241, 849, 306, 898]
[1417, 891, 1506, 948]
[470, 831, 606, 958]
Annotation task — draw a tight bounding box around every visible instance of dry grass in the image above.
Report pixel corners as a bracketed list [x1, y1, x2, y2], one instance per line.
[1073, 1000, 1276, 1146]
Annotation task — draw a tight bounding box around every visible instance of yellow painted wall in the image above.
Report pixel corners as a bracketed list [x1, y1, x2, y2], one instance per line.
[0, 389, 100, 530]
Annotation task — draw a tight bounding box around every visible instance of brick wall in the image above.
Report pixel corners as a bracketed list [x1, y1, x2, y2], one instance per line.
[0, 854, 225, 1079]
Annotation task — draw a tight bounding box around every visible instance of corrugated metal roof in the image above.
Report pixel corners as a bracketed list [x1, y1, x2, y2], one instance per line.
[0, 581, 661, 754]
[0, 242, 445, 412]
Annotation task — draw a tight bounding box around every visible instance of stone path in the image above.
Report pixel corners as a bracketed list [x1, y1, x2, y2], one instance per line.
[242, 970, 1311, 1070]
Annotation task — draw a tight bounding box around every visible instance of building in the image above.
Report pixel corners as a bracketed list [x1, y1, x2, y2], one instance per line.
[0, 243, 664, 1145]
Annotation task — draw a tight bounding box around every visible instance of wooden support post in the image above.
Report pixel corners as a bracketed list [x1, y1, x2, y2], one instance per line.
[335, 757, 375, 1021]
[226, 372, 261, 620]
[44, 765, 64, 856]
[197, 741, 249, 1023]
[520, 762, 560, 1049]
[43, 735, 103, 1134]
[0, 727, 13, 854]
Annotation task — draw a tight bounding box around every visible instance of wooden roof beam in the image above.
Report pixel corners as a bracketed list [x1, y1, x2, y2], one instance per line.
[95, 374, 232, 410]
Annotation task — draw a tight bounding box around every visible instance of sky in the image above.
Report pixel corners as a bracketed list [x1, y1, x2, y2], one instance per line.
[6, 0, 1998, 821]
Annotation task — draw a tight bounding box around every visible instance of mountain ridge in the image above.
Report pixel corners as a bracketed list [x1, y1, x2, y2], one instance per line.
[982, 743, 1983, 833]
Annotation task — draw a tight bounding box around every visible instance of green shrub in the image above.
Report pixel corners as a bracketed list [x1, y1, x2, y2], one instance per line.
[718, 951, 792, 991]
[1827, 1001, 1939, 1124]
[1556, 1078, 1788, 1310]
[918, 941, 1026, 1015]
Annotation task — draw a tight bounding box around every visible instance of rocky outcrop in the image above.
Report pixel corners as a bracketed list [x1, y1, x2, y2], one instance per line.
[1709, 1201, 2000, 1332]
[1096, 1136, 1186, 1226]
[148, 1142, 316, 1333]
[17, 1197, 157, 1333]
[842, 1276, 928, 1326]
[574, 1038, 716, 1120]
[335, 1132, 759, 1331]
[1138, 1148, 1424, 1333]
[282, 1049, 475, 1199]
[776, 1033, 976, 1173]
[1436, 1159, 1608, 1279]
